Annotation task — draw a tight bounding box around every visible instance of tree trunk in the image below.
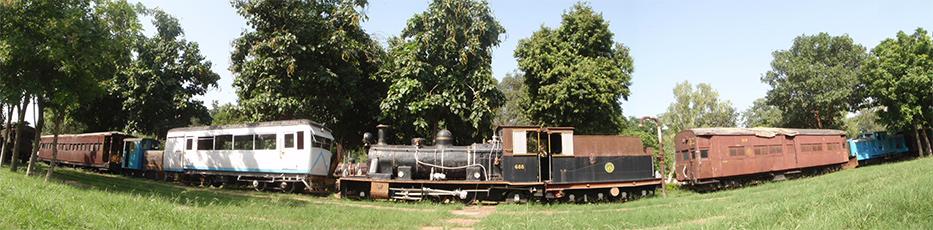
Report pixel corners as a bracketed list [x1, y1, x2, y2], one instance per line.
[26, 97, 44, 176]
[914, 128, 924, 157]
[921, 126, 933, 157]
[10, 95, 30, 172]
[0, 105, 13, 167]
[45, 111, 64, 182]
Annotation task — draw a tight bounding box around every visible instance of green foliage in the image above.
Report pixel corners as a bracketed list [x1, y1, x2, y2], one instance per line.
[844, 108, 885, 137]
[514, 3, 633, 134]
[72, 7, 218, 137]
[119, 9, 217, 137]
[763, 33, 867, 129]
[661, 81, 738, 133]
[379, 0, 505, 143]
[741, 98, 783, 128]
[859, 28, 933, 131]
[494, 72, 530, 126]
[208, 101, 246, 126]
[231, 0, 385, 148]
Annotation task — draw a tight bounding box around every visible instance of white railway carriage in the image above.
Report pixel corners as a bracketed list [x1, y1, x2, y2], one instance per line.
[163, 120, 335, 192]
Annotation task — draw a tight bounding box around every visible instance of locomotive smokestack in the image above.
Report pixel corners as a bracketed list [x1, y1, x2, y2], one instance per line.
[435, 129, 453, 146]
[377, 124, 389, 145]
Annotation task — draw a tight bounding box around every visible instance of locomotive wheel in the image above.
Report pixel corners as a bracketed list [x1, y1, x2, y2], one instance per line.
[252, 180, 267, 192]
[459, 193, 477, 205]
[503, 191, 529, 204]
[279, 182, 294, 193]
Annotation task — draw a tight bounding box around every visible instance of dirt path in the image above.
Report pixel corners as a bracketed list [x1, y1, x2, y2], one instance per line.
[422, 205, 497, 230]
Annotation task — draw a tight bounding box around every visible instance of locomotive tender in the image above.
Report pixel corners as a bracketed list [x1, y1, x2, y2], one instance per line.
[339, 125, 663, 203]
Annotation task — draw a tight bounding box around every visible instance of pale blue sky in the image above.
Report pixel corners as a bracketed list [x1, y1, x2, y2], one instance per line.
[77, 0, 930, 124]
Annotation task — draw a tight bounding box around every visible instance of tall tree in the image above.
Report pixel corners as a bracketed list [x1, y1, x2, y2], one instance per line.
[514, 3, 633, 134]
[494, 72, 530, 126]
[741, 98, 783, 128]
[762, 33, 867, 129]
[661, 81, 738, 133]
[843, 108, 885, 138]
[70, 8, 218, 137]
[2, 0, 139, 178]
[860, 28, 933, 156]
[208, 101, 246, 126]
[379, 0, 505, 143]
[231, 0, 385, 148]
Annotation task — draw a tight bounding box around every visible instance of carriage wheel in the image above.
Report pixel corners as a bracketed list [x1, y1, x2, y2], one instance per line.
[503, 191, 529, 204]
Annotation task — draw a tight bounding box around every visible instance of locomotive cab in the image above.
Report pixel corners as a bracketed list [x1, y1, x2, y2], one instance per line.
[499, 126, 574, 182]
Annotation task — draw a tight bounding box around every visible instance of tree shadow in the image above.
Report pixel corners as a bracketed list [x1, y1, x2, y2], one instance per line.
[47, 166, 304, 207]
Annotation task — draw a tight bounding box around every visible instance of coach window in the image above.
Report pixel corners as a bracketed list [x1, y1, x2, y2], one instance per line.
[197, 137, 214, 150]
[216, 135, 233, 150]
[526, 131, 548, 154]
[256, 134, 277, 150]
[700, 149, 709, 159]
[186, 139, 193, 150]
[234, 135, 254, 150]
[548, 133, 562, 154]
[297, 132, 305, 150]
[728, 146, 744, 157]
[285, 133, 295, 148]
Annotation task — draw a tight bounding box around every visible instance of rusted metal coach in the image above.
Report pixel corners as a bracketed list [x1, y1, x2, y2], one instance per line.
[338, 125, 662, 203]
[674, 128, 849, 187]
[38, 132, 131, 170]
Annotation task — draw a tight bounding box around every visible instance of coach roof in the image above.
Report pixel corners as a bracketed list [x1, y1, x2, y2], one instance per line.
[167, 119, 330, 133]
[684, 127, 845, 138]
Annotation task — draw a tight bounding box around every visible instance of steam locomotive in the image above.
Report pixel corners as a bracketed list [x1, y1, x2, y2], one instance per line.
[338, 125, 663, 203]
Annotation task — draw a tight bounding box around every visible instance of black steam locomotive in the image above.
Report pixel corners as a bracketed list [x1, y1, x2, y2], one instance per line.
[338, 125, 663, 203]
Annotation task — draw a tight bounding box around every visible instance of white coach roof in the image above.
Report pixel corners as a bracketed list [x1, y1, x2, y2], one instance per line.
[167, 119, 330, 133]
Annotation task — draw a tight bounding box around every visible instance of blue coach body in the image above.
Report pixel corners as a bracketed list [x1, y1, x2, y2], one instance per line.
[122, 138, 160, 170]
[848, 132, 909, 161]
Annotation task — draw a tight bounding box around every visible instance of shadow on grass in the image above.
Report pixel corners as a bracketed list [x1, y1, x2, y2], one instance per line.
[39, 164, 302, 207]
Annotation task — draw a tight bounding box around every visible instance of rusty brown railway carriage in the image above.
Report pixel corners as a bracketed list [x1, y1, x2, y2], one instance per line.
[38, 132, 131, 170]
[674, 128, 849, 186]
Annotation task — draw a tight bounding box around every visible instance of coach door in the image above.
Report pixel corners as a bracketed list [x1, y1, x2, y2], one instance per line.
[163, 136, 187, 172]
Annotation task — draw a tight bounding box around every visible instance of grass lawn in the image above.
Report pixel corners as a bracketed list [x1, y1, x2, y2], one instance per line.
[0, 166, 456, 229]
[482, 157, 933, 229]
[2, 156, 932, 229]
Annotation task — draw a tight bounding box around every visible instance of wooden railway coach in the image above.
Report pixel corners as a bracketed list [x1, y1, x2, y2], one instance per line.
[38, 132, 131, 170]
[674, 128, 849, 186]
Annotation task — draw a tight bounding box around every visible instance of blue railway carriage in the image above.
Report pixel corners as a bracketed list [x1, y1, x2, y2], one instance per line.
[121, 138, 160, 170]
[848, 132, 909, 161]
[163, 120, 336, 193]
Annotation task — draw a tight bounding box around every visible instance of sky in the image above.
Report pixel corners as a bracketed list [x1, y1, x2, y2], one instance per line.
[13, 0, 933, 125]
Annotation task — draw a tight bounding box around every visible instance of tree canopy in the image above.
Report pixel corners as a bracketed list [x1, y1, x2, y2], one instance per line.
[231, 0, 385, 147]
[493, 72, 530, 126]
[762, 33, 867, 129]
[741, 98, 783, 128]
[514, 3, 633, 134]
[378, 0, 505, 144]
[661, 81, 738, 134]
[859, 28, 933, 132]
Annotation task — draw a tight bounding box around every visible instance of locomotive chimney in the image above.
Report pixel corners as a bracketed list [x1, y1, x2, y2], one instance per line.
[435, 129, 453, 147]
[377, 124, 389, 145]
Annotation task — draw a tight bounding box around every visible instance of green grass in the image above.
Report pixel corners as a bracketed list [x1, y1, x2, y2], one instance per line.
[3, 157, 933, 229]
[0, 166, 456, 229]
[481, 157, 933, 229]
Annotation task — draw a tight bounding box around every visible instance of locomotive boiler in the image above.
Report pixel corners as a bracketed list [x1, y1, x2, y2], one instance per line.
[365, 126, 502, 181]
